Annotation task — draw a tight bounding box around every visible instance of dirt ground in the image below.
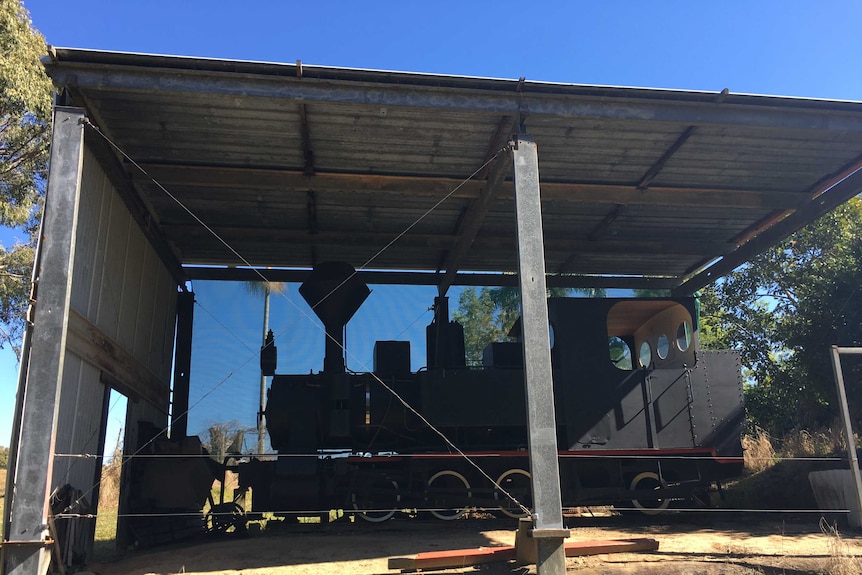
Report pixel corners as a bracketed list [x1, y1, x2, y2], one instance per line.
[85, 512, 862, 575]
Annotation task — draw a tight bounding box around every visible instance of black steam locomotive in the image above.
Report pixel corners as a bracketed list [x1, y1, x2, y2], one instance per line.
[233, 262, 745, 521]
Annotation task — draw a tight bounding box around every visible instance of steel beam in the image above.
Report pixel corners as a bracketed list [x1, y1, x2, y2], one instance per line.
[438, 116, 514, 296]
[637, 126, 696, 191]
[512, 136, 567, 575]
[183, 266, 678, 290]
[298, 102, 315, 175]
[162, 224, 732, 256]
[2, 107, 85, 575]
[673, 158, 862, 295]
[438, 151, 512, 296]
[45, 58, 862, 132]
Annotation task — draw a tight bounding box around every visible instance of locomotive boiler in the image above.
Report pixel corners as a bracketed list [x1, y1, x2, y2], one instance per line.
[235, 262, 745, 521]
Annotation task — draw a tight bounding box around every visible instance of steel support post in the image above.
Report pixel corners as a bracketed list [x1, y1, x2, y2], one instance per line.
[171, 292, 195, 439]
[829, 346, 862, 527]
[512, 136, 568, 575]
[1, 108, 85, 575]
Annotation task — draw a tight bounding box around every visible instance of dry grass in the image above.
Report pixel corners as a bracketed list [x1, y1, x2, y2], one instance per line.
[821, 518, 862, 575]
[92, 444, 123, 559]
[728, 425, 854, 513]
[742, 427, 776, 473]
[742, 424, 849, 475]
[780, 427, 846, 458]
[98, 455, 122, 510]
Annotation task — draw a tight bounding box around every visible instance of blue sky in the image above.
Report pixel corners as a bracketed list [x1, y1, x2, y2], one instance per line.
[3, 0, 862, 447]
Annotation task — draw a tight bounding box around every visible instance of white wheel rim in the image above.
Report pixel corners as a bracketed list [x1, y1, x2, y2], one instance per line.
[629, 471, 669, 515]
[352, 479, 400, 522]
[427, 470, 471, 520]
[495, 469, 531, 518]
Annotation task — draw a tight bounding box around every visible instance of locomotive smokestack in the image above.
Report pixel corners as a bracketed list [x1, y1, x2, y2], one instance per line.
[299, 262, 370, 374]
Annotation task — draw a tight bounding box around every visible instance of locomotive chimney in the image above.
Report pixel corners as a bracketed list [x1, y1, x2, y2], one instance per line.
[299, 261, 370, 374]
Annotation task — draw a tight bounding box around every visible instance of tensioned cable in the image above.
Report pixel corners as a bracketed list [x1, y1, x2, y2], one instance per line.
[66, 121, 853, 520]
[55, 391, 127, 489]
[194, 299, 256, 353]
[68, 120, 529, 516]
[54, 346, 261, 517]
[52, 452, 844, 462]
[52, 506, 852, 520]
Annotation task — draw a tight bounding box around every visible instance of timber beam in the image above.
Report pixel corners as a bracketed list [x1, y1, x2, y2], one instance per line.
[66, 309, 170, 412]
[131, 164, 810, 210]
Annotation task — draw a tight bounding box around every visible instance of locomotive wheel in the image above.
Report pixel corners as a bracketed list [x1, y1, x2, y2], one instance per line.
[426, 470, 471, 520]
[629, 471, 670, 515]
[352, 477, 400, 523]
[494, 469, 532, 519]
[206, 501, 246, 534]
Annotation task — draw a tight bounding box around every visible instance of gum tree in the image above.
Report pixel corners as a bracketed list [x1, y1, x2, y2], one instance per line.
[0, 0, 52, 355]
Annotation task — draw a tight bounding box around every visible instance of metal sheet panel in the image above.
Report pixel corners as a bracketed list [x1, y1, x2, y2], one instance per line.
[52, 352, 105, 494]
[117, 224, 145, 352]
[71, 147, 179, 396]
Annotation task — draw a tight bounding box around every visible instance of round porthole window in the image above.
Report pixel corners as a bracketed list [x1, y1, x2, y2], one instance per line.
[657, 334, 669, 360]
[676, 321, 692, 352]
[638, 341, 652, 368]
[608, 336, 633, 370]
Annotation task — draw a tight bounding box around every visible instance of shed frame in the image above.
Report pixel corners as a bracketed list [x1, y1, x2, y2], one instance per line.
[3, 48, 862, 575]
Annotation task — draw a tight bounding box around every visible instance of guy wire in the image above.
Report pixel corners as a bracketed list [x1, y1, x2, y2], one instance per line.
[64, 121, 530, 517]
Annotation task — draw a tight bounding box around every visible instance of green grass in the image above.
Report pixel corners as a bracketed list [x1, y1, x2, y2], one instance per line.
[92, 506, 121, 561]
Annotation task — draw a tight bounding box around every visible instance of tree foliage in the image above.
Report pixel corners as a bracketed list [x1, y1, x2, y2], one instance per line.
[700, 197, 862, 435]
[201, 421, 248, 463]
[0, 0, 52, 354]
[452, 285, 584, 365]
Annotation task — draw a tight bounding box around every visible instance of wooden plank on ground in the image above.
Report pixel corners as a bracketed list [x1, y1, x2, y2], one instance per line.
[564, 538, 659, 556]
[388, 538, 659, 571]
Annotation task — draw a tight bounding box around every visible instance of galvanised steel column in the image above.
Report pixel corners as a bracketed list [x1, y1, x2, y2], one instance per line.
[2, 108, 85, 575]
[512, 136, 569, 575]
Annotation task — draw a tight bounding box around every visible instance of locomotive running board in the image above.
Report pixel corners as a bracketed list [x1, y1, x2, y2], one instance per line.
[387, 521, 659, 571]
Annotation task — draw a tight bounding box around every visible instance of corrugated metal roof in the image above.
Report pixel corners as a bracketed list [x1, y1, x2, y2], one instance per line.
[43, 48, 862, 293]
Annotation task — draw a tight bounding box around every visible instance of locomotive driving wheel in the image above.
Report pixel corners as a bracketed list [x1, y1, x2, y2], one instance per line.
[426, 470, 472, 520]
[351, 475, 401, 523]
[205, 501, 247, 534]
[629, 471, 670, 515]
[494, 468, 532, 519]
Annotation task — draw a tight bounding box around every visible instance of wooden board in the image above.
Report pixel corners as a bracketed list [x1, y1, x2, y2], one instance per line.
[388, 537, 659, 571]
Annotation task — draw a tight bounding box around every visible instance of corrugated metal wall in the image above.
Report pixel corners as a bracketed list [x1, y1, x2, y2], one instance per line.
[69, 148, 177, 381]
[52, 353, 105, 496]
[52, 146, 177, 496]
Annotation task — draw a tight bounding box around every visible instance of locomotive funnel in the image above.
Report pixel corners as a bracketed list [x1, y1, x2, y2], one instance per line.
[299, 261, 370, 373]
